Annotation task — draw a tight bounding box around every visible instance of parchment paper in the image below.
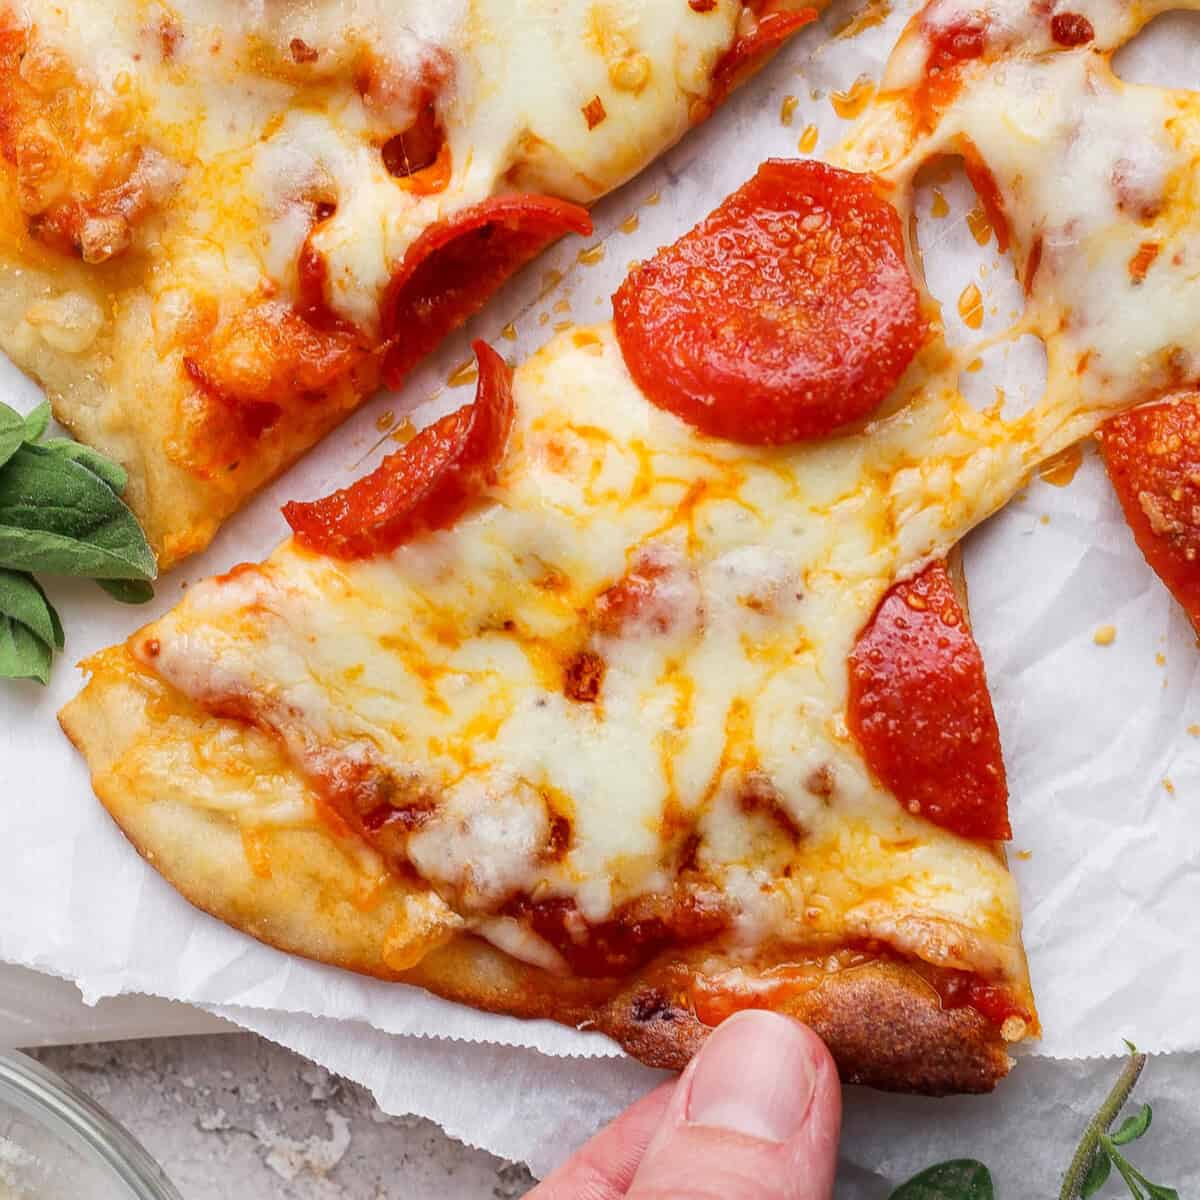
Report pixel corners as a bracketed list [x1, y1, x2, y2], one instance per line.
[225, 1008, 1200, 1191]
[1, 0, 1199, 1180]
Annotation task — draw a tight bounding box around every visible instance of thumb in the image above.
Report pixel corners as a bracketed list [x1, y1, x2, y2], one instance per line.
[626, 1010, 841, 1200]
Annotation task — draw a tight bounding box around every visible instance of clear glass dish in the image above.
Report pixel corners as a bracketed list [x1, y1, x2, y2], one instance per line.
[0, 1051, 180, 1200]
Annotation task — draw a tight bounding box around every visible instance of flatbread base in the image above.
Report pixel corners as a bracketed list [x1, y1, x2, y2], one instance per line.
[61, 646, 1014, 1094]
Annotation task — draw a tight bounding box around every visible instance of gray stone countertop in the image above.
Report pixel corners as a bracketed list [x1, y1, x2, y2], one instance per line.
[31, 1035, 534, 1200]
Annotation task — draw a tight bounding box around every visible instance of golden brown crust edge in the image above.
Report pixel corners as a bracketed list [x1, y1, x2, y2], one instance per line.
[60, 647, 1014, 1095]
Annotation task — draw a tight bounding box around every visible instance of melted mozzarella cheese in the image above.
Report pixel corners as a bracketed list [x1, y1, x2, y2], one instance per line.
[846, 0, 1200, 422]
[11, 0, 745, 331]
[142, 325, 1056, 980]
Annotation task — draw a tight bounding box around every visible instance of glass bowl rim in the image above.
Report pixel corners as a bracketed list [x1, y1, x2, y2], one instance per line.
[0, 1049, 181, 1200]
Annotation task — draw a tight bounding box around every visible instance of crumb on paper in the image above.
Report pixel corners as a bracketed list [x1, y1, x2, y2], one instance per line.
[1016, 849, 1033, 860]
[255, 1110, 351, 1183]
[1094, 625, 1117, 646]
[1188, 724, 1200, 737]
[197, 1107, 231, 1132]
[1156, 652, 1166, 666]
[1164, 778, 1176, 795]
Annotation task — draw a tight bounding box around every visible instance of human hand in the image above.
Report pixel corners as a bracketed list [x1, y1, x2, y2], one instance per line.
[530, 1010, 841, 1200]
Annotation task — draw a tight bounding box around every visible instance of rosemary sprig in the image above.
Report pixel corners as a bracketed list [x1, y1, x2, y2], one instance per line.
[888, 1047, 1179, 1200]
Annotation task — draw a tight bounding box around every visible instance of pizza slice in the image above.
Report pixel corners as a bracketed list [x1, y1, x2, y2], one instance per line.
[0, 0, 814, 568]
[64, 160, 1044, 1094]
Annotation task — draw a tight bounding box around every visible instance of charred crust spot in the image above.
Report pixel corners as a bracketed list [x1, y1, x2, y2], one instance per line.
[289, 37, 319, 64]
[631, 990, 677, 1023]
[564, 649, 606, 703]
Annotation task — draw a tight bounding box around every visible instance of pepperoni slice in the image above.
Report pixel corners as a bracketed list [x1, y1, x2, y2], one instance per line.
[381, 195, 592, 388]
[847, 560, 1011, 841]
[612, 160, 926, 445]
[710, 8, 818, 107]
[1101, 395, 1200, 629]
[283, 340, 514, 559]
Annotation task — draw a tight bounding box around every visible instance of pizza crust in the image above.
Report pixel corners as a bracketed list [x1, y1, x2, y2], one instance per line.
[0, 193, 374, 567]
[61, 644, 1014, 1094]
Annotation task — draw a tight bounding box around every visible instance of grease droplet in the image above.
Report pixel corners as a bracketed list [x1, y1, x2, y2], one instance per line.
[830, 77, 875, 119]
[1038, 443, 1083, 488]
[957, 282, 984, 329]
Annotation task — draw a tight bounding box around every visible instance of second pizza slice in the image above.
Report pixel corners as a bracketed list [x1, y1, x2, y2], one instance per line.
[0, 0, 815, 567]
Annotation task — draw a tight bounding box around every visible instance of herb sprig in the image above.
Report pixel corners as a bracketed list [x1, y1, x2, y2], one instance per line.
[0, 399, 156, 683]
[888, 1048, 1178, 1200]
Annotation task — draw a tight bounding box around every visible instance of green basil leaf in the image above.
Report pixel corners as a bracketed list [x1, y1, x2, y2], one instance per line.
[1081, 1149, 1112, 1197]
[97, 577, 154, 605]
[1112, 1104, 1152, 1146]
[0, 444, 156, 580]
[41, 438, 128, 495]
[0, 401, 26, 472]
[22, 401, 51, 443]
[888, 1160, 994, 1200]
[0, 567, 63, 649]
[0, 615, 52, 684]
[47, 592, 64, 648]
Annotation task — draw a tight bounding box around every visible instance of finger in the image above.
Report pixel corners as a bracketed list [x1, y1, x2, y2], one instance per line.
[626, 1011, 842, 1200]
[529, 1080, 675, 1200]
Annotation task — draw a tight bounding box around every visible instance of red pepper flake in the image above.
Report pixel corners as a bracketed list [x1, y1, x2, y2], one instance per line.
[289, 37, 319, 63]
[582, 95, 607, 130]
[1050, 11, 1094, 46]
[1129, 240, 1160, 284]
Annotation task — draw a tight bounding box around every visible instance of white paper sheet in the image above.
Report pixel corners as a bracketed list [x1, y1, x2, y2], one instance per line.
[2, 0, 1199, 1178]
